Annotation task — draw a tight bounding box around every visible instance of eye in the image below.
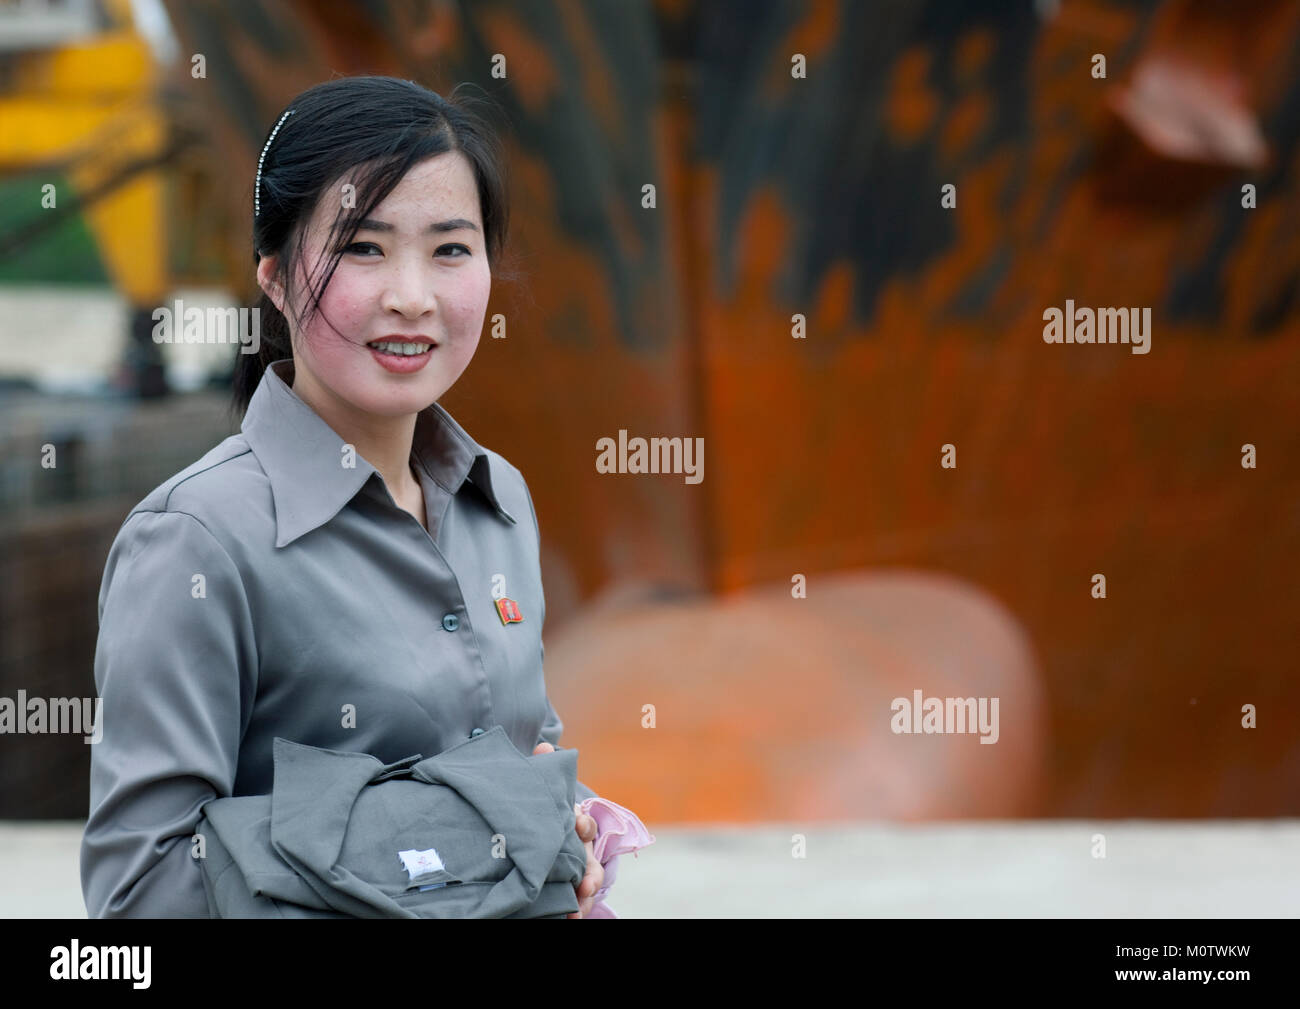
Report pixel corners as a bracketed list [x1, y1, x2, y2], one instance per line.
[344, 241, 381, 256]
[438, 244, 471, 257]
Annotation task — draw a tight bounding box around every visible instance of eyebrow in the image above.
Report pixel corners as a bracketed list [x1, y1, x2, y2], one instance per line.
[355, 217, 480, 234]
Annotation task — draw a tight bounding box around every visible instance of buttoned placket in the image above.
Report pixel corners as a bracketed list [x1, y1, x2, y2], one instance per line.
[367, 459, 496, 744]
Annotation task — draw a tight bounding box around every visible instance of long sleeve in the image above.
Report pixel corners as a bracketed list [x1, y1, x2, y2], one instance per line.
[520, 473, 653, 916]
[81, 509, 257, 918]
[537, 691, 598, 802]
[538, 693, 655, 918]
[522, 473, 598, 802]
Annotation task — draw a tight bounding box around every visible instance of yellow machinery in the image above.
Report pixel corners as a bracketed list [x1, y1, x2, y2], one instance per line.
[0, 0, 170, 392]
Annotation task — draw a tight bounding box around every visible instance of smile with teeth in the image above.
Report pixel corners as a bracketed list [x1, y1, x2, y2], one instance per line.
[367, 341, 432, 356]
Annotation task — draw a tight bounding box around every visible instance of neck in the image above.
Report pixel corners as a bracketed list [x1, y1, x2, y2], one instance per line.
[283, 361, 420, 502]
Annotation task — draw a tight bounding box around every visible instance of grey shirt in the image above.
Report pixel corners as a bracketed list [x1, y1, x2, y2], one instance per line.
[81, 357, 596, 918]
[198, 729, 588, 918]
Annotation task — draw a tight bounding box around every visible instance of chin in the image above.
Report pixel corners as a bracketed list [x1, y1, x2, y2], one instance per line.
[354, 389, 442, 417]
[365, 374, 456, 412]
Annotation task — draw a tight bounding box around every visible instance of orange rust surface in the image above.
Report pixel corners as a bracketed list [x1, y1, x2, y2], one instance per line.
[542, 571, 1047, 823]
[156, 0, 1300, 820]
[885, 46, 941, 144]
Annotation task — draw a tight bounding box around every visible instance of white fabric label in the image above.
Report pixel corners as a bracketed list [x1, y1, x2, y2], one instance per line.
[397, 847, 446, 880]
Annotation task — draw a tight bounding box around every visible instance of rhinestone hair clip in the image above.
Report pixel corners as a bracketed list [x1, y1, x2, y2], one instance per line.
[254, 108, 295, 218]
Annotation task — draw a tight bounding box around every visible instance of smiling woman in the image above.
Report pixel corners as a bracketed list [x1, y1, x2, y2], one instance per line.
[238, 79, 505, 427]
[287, 155, 486, 398]
[80, 76, 653, 920]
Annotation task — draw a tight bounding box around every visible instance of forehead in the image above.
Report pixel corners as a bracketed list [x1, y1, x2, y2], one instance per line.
[307, 150, 480, 236]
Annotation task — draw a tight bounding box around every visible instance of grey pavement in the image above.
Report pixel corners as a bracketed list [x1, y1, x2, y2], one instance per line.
[3, 819, 1296, 917]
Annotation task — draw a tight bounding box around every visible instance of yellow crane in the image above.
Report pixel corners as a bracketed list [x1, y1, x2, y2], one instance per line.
[0, 0, 173, 393]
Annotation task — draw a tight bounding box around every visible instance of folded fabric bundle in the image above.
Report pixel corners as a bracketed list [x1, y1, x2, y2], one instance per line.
[195, 725, 589, 918]
[576, 796, 657, 918]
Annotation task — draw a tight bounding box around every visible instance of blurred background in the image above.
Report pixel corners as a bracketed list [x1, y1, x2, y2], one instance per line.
[0, 0, 1297, 916]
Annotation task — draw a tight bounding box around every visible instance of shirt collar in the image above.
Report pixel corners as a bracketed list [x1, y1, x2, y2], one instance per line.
[242, 358, 517, 548]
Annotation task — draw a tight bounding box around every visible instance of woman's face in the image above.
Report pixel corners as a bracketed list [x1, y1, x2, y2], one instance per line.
[263, 150, 490, 418]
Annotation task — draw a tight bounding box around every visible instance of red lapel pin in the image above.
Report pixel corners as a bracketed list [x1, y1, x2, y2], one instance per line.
[495, 596, 524, 625]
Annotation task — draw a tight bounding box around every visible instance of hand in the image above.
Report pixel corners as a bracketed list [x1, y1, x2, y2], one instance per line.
[532, 741, 604, 918]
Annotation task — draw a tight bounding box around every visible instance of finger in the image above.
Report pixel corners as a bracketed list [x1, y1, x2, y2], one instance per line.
[571, 869, 593, 918]
[532, 741, 555, 755]
[579, 871, 600, 915]
[575, 813, 597, 842]
[578, 851, 603, 899]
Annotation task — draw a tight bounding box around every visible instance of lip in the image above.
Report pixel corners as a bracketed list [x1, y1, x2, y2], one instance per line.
[367, 337, 437, 374]
[368, 335, 437, 347]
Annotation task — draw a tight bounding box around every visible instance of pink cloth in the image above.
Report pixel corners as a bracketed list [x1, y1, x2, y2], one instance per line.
[575, 796, 655, 918]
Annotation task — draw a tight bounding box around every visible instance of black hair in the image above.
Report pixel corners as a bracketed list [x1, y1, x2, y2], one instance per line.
[229, 75, 513, 420]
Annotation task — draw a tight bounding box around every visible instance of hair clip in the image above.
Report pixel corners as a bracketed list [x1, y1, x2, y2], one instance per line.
[255, 108, 296, 218]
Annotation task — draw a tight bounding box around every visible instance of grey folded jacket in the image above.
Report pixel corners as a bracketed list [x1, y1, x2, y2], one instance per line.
[195, 725, 588, 918]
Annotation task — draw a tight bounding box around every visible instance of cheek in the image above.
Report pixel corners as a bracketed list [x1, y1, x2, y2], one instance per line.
[315, 270, 372, 330]
[296, 269, 372, 354]
[446, 265, 492, 335]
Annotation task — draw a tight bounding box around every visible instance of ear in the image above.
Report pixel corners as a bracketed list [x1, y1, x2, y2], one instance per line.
[256, 255, 285, 313]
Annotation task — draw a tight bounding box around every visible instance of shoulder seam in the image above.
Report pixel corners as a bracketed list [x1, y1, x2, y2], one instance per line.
[161, 445, 255, 512]
[127, 507, 225, 547]
[488, 447, 523, 479]
[519, 469, 541, 547]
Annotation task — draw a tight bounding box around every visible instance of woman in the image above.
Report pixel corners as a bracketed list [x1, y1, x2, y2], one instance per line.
[80, 75, 651, 918]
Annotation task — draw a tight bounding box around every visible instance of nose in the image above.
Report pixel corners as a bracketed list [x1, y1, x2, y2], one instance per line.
[379, 255, 436, 319]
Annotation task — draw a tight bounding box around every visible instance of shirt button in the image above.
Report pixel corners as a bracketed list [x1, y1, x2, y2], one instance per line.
[441, 613, 460, 632]
[469, 727, 485, 738]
